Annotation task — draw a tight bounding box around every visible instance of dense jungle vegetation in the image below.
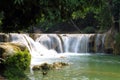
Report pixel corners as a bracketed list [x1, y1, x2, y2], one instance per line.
[0, 0, 119, 33]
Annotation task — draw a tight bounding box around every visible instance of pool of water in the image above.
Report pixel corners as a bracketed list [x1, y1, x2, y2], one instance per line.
[26, 54, 120, 80]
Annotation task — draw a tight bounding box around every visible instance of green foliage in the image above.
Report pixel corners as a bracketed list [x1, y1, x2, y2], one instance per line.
[114, 33, 120, 54]
[4, 49, 31, 70]
[115, 33, 120, 44]
[83, 26, 95, 33]
[95, 1, 112, 32]
[97, 0, 120, 32]
[3, 49, 31, 79]
[14, 0, 24, 5]
[0, 0, 104, 32]
[0, 11, 4, 31]
[0, 0, 119, 32]
[4, 67, 29, 80]
[0, 0, 41, 32]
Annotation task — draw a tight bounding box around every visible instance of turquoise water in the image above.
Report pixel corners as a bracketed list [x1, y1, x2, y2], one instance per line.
[26, 54, 120, 80]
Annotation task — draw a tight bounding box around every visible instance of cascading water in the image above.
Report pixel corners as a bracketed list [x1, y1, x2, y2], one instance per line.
[10, 33, 106, 55]
[60, 34, 92, 53]
[9, 33, 106, 65]
[36, 34, 63, 53]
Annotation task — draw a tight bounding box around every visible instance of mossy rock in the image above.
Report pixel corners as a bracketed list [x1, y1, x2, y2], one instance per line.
[3, 50, 31, 80]
[0, 42, 31, 79]
[4, 49, 31, 70]
[0, 42, 27, 59]
[0, 42, 30, 71]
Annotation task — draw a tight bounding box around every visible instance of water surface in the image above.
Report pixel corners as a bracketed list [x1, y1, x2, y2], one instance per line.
[26, 54, 120, 80]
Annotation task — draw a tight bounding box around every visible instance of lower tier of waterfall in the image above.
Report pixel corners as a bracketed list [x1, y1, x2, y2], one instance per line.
[9, 33, 106, 55]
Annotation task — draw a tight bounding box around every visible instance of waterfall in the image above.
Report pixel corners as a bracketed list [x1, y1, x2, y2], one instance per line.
[9, 33, 58, 58]
[36, 34, 63, 53]
[7, 33, 107, 69]
[9, 33, 106, 55]
[60, 34, 92, 53]
[6, 33, 107, 74]
[8, 33, 107, 57]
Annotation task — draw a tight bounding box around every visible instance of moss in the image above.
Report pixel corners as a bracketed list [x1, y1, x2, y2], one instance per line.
[3, 49, 31, 80]
[4, 67, 29, 80]
[4, 49, 31, 70]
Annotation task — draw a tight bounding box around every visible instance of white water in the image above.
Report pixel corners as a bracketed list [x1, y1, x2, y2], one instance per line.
[60, 34, 93, 53]
[36, 34, 63, 53]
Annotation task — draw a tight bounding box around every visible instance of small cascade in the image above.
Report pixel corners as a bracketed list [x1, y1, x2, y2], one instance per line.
[60, 34, 91, 53]
[10, 33, 29, 46]
[36, 34, 63, 53]
[9, 33, 58, 58]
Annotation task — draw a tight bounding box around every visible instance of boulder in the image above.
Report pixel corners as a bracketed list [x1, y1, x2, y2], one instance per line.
[0, 42, 31, 74]
[0, 33, 9, 42]
[0, 42, 27, 59]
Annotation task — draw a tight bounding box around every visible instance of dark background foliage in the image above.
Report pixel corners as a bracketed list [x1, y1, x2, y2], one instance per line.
[0, 0, 119, 33]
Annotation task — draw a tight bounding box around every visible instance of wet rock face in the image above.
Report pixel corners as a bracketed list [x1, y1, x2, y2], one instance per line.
[0, 33, 9, 42]
[0, 42, 30, 77]
[88, 34, 96, 53]
[104, 33, 114, 54]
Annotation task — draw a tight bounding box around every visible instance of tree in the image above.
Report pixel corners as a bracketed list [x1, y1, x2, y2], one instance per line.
[0, 0, 105, 32]
[0, 0, 41, 32]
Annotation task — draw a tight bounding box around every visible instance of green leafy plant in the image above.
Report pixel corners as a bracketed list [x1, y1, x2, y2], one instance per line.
[83, 26, 95, 33]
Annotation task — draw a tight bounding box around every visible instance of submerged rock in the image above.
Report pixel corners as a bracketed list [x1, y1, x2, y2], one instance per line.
[32, 62, 69, 71]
